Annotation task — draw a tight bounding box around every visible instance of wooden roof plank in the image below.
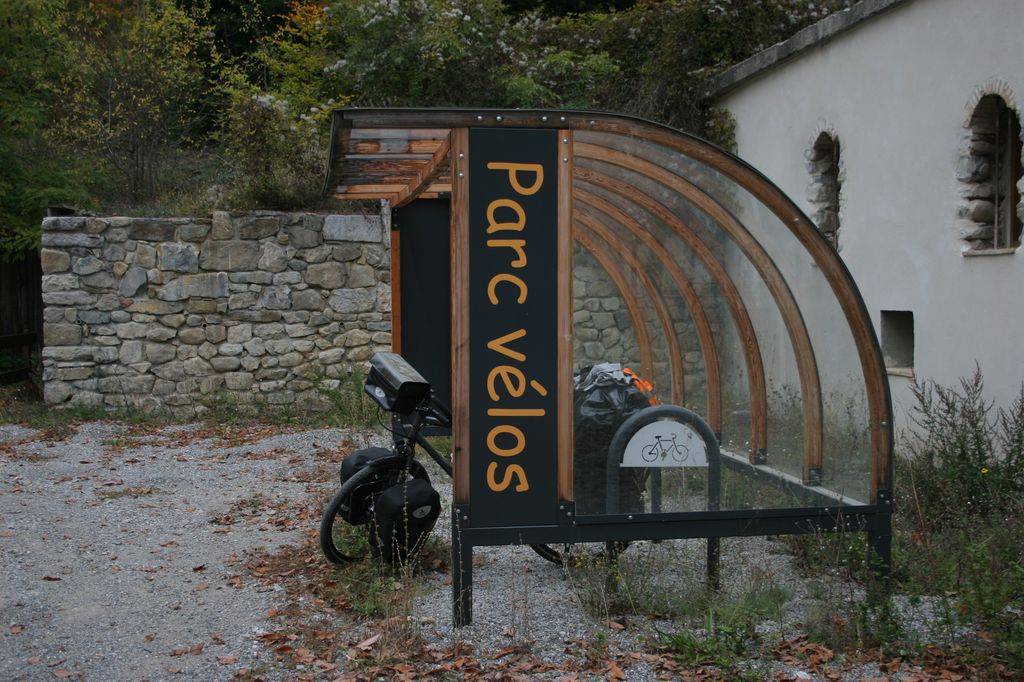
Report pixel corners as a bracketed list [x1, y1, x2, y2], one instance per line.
[392, 133, 451, 207]
[349, 128, 450, 140]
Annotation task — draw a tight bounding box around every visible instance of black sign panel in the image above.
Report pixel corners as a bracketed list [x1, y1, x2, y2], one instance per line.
[468, 128, 559, 528]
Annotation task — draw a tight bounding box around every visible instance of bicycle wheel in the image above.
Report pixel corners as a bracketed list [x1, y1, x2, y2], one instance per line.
[671, 445, 689, 463]
[529, 543, 564, 565]
[641, 443, 659, 462]
[321, 458, 433, 564]
[320, 484, 369, 564]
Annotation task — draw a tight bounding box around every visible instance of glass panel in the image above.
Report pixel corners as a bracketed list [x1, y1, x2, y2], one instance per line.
[632, 139, 873, 504]
[569, 129, 874, 516]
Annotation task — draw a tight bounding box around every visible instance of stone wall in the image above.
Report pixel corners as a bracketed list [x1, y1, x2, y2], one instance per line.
[572, 246, 642, 370]
[806, 132, 841, 249]
[956, 94, 1024, 250]
[571, 244, 708, 403]
[40, 209, 391, 416]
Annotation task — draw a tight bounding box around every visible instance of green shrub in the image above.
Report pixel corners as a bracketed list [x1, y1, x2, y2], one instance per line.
[657, 609, 752, 668]
[905, 368, 1024, 520]
[780, 369, 1024, 668]
[218, 79, 328, 210]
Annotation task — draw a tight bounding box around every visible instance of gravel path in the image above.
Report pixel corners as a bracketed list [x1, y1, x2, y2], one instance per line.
[0, 422, 379, 680]
[2, 421, 936, 680]
[413, 470, 851, 680]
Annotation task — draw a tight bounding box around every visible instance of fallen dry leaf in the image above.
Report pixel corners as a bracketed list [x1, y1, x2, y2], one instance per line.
[217, 655, 238, 665]
[355, 633, 381, 651]
[41, 575, 61, 581]
[169, 643, 204, 657]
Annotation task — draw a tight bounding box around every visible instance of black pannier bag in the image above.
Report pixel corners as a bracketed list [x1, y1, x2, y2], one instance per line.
[573, 363, 657, 516]
[369, 478, 442, 564]
[337, 447, 404, 525]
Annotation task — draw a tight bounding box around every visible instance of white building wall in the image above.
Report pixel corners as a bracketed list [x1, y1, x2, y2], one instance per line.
[717, 0, 1024, 434]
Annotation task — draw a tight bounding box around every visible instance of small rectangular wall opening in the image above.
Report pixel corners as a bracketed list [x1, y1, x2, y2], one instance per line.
[881, 310, 914, 376]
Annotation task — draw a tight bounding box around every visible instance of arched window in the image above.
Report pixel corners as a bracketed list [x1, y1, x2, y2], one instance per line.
[806, 132, 841, 249]
[958, 95, 1022, 251]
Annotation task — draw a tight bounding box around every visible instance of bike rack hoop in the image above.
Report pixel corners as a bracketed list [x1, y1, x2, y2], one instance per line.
[604, 405, 722, 516]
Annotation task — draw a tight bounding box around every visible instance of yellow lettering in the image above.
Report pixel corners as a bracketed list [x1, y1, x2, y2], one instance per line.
[487, 329, 526, 362]
[486, 199, 526, 234]
[487, 365, 525, 401]
[487, 162, 545, 196]
[488, 273, 527, 305]
[487, 424, 525, 457]
[486, 462, 530, 492]
[487, 408, 546, 417]
[486, 239, 527, 267]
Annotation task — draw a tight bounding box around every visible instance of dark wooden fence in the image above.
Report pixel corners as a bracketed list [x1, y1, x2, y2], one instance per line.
[0, 251, 42, 384]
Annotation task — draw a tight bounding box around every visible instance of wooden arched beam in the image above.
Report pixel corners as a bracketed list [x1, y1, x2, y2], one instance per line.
[575, 218, 685, 407]
[576, 214, 701, 427]
[576, 193, 725, 446]
[577, 118, 889, 499]
[572, 232, 654, 382]
[574, 174, 767, 462]
[575, 141, 824, 484]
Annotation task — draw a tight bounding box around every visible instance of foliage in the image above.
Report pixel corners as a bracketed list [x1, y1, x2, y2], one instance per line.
[906, 367, 1024, 519]
[503, 0, 636, 15]
[218, 76, 331, 209]
[654, 573, 788, 673]
[657, 610, 753, 668]
[897, 370, 1024, 668]
[180, 0, 290, 63]
[48, 0, 217, 205]
[785, 369, 1024, 670]
[1, 0, 855, 246]
[0, 0, 91, 257]
[519, 0, 851, 137]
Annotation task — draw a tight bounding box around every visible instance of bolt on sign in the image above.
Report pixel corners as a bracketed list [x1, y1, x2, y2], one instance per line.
[467, 128, 559, 528]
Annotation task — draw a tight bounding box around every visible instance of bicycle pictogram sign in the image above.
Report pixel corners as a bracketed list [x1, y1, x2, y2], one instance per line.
[640, 433, 690, 463]
[620, 420, 708, 468]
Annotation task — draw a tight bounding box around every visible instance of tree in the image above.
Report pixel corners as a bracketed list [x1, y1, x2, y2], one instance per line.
[50, 0, 216, 203]
[0, 0, 90, 257]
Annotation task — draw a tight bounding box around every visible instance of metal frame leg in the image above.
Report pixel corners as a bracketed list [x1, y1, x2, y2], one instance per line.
[452, 505, 473, 626]
[866, 496, 892, 603]
[706, 536, 721, 591]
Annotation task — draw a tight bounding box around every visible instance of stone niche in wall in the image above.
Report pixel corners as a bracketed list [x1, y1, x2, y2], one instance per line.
[39, 209, 392, 416]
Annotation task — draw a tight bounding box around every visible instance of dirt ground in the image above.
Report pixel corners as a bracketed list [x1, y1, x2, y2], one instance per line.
[1, 421, 943, 681]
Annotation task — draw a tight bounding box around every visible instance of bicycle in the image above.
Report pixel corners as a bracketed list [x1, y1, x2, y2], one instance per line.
[639, 433, 690, 464]
[319, 352, 563, 566]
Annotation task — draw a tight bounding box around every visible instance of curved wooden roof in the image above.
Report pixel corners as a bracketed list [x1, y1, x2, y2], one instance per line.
[326, 108, 894, 504]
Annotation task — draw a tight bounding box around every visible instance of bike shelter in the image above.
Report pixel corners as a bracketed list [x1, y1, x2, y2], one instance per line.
[325, 109, 894, 626]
